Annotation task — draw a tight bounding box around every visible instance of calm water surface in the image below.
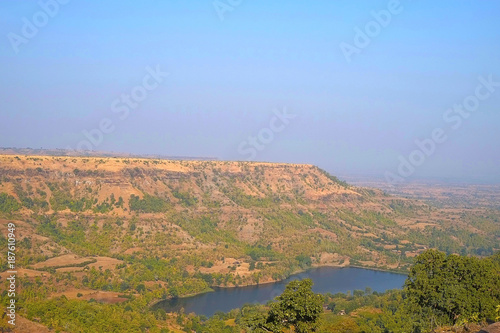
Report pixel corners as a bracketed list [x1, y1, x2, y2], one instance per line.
[153, 267, 407, 317]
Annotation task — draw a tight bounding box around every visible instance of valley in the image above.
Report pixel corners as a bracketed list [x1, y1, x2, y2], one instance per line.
[0, 154, 498, 331]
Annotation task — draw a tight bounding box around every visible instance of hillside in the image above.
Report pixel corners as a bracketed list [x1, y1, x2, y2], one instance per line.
[1, 155, 499, 286]
[0, 154, 499, 331]
[0, 156, 498, 285]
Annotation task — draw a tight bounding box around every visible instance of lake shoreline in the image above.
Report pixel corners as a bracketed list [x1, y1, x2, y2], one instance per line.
[205, 264, 408, 291]
[153, 266, 408, 316]
[152, 264, 408, 309]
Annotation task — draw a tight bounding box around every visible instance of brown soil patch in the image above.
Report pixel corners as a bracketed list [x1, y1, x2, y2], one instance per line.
[80, 291, 129, 304]
[315, 252, 349, 267]
[123, 247, 143, 254]
[0, 268, 46, 280]
[198, 258, 256, 277]
[31, 254, 89, 269]
[56, 266, 85, 273]
[51, 288, 97, 299]
[86, 256, 123, 270]
[32, 255, 122, 272]
[14, 315, 55, 333]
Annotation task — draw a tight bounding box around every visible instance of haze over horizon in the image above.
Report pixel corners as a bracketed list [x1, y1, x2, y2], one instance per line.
[1, 1, 499, 183]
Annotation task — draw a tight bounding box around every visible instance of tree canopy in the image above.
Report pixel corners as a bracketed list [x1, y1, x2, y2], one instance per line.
[404, 249, 500, 327]
[256, 278, 324, 332]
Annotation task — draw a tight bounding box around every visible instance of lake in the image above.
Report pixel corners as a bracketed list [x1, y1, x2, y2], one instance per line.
[153, 267, 407, 317]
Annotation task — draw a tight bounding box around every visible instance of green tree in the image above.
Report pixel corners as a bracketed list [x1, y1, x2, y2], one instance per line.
[404, 249, 500, 328]
[0, 192, 21, 213]
[261, 278, 323, 333]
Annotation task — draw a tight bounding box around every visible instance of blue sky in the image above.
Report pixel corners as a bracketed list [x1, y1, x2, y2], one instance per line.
[1, 0, 499, 182]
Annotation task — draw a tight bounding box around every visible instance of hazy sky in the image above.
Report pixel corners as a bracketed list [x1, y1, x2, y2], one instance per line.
[1, 1, 499, 182]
